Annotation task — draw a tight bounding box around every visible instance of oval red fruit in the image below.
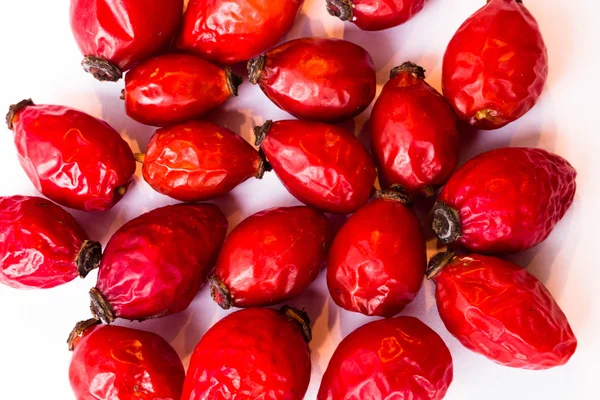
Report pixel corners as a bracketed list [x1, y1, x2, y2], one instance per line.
[318, 316, 453, 400]
[124, 54, 243, 127]
[255, 120, 377, 213]
[139, 121, 266, 202]
[371, 62, 459, 196]
[211, 206, 332, 309]
[442, 0, 548, 129]
[6, 100, 136, 212]
[177, 0, 304, 65]
[181, 307, 311, 400]
[0, 196, 101, 289]
[68, 319, 185, 399]
[427, 251, 577, 369]
[89, 203, 227, 323]
[70, 0, 184, 81]
[432, 147, 576, 254]
[326, 0, 427, 31]
[248, 37, 376, 122]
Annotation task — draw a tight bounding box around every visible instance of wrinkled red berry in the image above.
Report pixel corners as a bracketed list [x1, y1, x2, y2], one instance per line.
[211, 206, 332, 309]
[432, 147, 576, 254]
[70, 0, 184, 81]
[442, 0, 548, 129]
[177, 0, 304, 65]
[138, 121, 266, 202]
[327, 188, 426, 317]
[0, 196, 101, 289]
[326, 0, 427, 31]
[68, 319, 185, 399]
[318, 316, 453, 400]
[255, 120, 377, 214]
[89, 203, 227, 323]
[427, 251, 577, 369]
[248, 37, 376, 122]
[6, 100, 136, 212]
[124, 54, 243, 127]
[181, 307, 311, 400]
[370, 62, 459, 196]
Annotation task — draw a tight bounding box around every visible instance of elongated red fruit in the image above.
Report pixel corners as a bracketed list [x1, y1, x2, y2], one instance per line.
[427, 251, 577, 369]
[327, 188, 426, 317]
[211, 206, 332, 309]
[89, 203, 227, 323]
[124, 54, 243, 127]
[326, 0, 427, 31]
[371, 62, 459, 196]
[248, 38, 376, 122]
[318, 316, 453, 400]
[70, 0, 183, 81]
[138, 121, 267, 202]
[6, 100, 136, 212]
[181, 307, 311, 400]
[442, 0, 548, 129]
[431, 147, 576, 254]
[255, 120, 377, 214]
[177, 0, 304, 65]
[68, 319, 185, 399]
[0, 196, 101, 289]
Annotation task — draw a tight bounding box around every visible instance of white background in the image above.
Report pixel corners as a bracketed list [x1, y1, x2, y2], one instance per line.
[0, 0, 598, 399]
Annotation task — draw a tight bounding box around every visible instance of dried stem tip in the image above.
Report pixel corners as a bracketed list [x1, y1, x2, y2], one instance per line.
[426, 250, 457, 280]
[209, 275, 233, 310]
[67, 318, 101, 351]
[82, 56, 123, 82]
[254, 120, 273, 147]
[247, 55, 266, 85]
[75, 240, 102, 278]
[89, 287, 115, 324]
[256, 149, 272, 179]
[281, 306, 312, 343]
[326, 0, 354, 22]
[375, 184, 412, 206]
[6, 99, 34, 130]
[390, 62, 426, 80]
[225, 67, 243, 96]
[431, 202, 462, 244]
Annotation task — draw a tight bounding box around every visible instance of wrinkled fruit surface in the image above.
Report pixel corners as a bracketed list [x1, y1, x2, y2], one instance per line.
[326, 0, 427, 31]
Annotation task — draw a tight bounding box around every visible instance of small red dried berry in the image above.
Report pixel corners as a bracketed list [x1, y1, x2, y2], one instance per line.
[326, 0, 427, 31]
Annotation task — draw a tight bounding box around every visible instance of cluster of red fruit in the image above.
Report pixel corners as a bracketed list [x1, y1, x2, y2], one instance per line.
[0, 0, 578, 399]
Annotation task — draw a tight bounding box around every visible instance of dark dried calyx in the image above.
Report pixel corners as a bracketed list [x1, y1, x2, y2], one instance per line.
[426, 250, 457, 280]
[431, 202, 462, 243]
[67, 318, 101, 351]
[209, 275, 233, 310]
[390, 62, 426, 80]
[326, 0, 354, 22]
[89, 287, 116, 324]
[225, 67, 243, 96]
[6, 99, 34, 130]
[375, 184, 413, 206]
[75, 240, 102, 278]
[247, 55, 266, 85]
[82, 56, 123, 82]
[281, 306, 312, 343]
[254, 120, 273, 147]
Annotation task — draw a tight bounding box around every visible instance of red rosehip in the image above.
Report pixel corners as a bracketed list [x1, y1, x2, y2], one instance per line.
[427, 251, 577, 369]
[211, 206, 332, 309]
[432, 147, 576, 254]
[6, 100, 136, 212]
[442, 0, 548, 129]
[255, 120, 377, 214]
[326, 0, 427, 31]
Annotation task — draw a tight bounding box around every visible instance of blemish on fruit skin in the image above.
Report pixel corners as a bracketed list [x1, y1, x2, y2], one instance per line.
[378, 336, 404, 363]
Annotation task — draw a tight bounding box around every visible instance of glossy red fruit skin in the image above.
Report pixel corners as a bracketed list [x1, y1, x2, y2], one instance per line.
[430, 252, 577, 369]
[318, 316, 453, 400]
[257, 120, 377, 214]
[7, 100, 136, 212]
[249, 38, 376, 122]
[177, 0, 304, 65]
[432, 147, 576, 254]
[442, 0, 548, 129]
[124, 54, 241, 127]
[70, 0, 183, 81]
[181, 308, 311, 400]
[326, 0, 427, 31]
[211, 206, 332, 308]
[141, 121, 265, 202]
[370, 63, 459, 196]
[91, 203, 227, 322]
[69, 322, 185, 399]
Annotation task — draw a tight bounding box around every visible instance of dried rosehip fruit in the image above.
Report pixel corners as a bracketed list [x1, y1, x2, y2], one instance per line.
[431, 147, 576, 254]
[177, 0, 304, 65]
[427, 251, 577, 369]
[6, 100, 136, 212]
[68, 319, 185, 399]
[326, 0, 427, 31]
[442, 0, 548, 129]
[0, 196, 101, 289]
[211, 206, 332, 309]
[70, 0, 184, 81]
[181, 307, 311, 400]
[248, 37, 376, 122]
[136, 121, 267, 202]
[318, 316, 453, 400]
[124, 54, 243, 127]
[327, 188, 426, 317]
[255, 120, 377, 214]
[371, 62, 459, 197]
[89, 203, 227, 323]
